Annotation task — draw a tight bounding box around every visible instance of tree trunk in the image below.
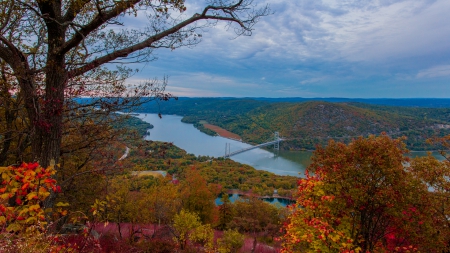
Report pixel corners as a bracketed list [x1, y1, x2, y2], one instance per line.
[39, 58, 66, 169]
[39, 8, 67, 210]
[251, 234, 257, 253]
[36, 0, 66, 169]
[40, 58, 66, 209]
[0, 98, 13, 165]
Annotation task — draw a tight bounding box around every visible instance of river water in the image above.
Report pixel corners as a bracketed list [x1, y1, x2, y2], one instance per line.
[138, 114, 445, 177]
[138, 114, 310, 177]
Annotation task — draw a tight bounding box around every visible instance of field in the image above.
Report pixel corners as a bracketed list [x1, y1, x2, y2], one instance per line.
[202, 122, 242, 141]
[130, 170, 167, 177]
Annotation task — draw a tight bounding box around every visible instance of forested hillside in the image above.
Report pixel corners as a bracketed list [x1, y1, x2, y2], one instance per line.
[138, 98, 450, 150]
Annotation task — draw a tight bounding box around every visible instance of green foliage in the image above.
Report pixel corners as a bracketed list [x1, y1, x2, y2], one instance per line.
[217, 194, 235, 230]
[193, 122, 217, 136]
[231, 197, 280, 234]
[217, 229, 245, 253]
[139, 98, 450, 150]
[173, 209, 202, 250]
[123, 139, 298, 197]
[190, 224, 215, 250]
[142, 177, 181, 225]
[230, 197, 282, 252]
[111, 114, 153, 138]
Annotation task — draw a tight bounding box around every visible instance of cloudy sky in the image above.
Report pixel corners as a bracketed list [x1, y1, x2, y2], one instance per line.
[126, 0, 450, 98]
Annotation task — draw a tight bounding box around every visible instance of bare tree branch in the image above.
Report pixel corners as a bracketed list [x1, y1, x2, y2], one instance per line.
[59, 0, 141, 55]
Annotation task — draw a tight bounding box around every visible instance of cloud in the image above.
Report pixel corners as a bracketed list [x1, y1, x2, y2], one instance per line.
[129, 70, 266, 96]
[417, 65, 450, 78]
[164, 86, 223, 97]
[300, 77, 328, 85]
[117, 0, 450, 98]
[250, 0, 449, 63]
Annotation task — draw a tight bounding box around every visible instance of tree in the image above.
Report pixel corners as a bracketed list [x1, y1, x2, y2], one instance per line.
[408, 135, 450, 251]
[190, 223, 215, 251]
[230, 196, 280, 253]
[217, 193, 235, 230]
[282, 135, 444, 252]
[0, 62, 29, 165]
[143, 177, 181, 227]
[0, 0, 269, 168]
[180, 167, 218, 224]
[172, 209, 202, 250]
[217, 229, 245, 253]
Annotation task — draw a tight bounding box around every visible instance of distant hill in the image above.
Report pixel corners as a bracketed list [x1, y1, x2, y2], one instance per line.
[137, 98, 450, 151]
[249, 97, 450, 108]
[237, 101, 449, 150]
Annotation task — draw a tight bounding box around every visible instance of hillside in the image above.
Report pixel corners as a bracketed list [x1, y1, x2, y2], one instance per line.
[348, 102, 450, 122]
[240, 102, 449, 150]
[138, 98, 450, 150]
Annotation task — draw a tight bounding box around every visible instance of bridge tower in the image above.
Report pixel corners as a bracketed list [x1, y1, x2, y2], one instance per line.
[274, 131, 280, 151]
[225, 143, 231, 157]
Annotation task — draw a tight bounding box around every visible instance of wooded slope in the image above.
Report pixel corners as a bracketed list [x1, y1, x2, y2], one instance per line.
[138, 98, 450, 150]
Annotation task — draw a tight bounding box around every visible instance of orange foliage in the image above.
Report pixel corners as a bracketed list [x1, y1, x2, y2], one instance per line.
[0, 162, 61, 232]
[282, 135, 448, 252]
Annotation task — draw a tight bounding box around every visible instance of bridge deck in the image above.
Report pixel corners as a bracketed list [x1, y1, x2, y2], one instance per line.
[224, 139, 284, 158]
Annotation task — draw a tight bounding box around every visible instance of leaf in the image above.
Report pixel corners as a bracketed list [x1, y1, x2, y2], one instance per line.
[25, 217, 37, 224]
[55, 202, 70, 207]
[0, 216, 6, 225]
[29, 204, 40, 212]
[18, 208, 29, 216]
[38, 186, 47, 193]
[6, 223, 22, 232]
[27, 192, 37, 200]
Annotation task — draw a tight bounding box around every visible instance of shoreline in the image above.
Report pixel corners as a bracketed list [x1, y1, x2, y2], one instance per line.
[202, 122, 242, 140]
[225, 189, 295, 201]
[216, 134, 243, 142]
[135, 112, 446, 156]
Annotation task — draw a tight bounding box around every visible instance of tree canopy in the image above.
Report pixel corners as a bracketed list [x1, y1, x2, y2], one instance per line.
[0, 0, 269, 170]
[282, 135, 450, 252]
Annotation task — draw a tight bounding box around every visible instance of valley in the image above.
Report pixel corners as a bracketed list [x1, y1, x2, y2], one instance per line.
[137, 98, 450, 151]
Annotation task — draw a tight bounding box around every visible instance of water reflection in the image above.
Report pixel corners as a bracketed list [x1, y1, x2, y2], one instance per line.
[215, 194, 295, 208]
[137, 113, 445, 177]
[139, 114, 307, 177]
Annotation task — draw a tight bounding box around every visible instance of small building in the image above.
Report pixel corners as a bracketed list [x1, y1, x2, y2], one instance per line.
[171, 174, 179, 185]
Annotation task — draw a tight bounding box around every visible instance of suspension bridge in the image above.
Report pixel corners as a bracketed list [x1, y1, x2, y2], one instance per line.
[223, 132, 284, 158]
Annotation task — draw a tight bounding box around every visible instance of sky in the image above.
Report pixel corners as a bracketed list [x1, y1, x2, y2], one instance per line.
[124, 0, 450, 98]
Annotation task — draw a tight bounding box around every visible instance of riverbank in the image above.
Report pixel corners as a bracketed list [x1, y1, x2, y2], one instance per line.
[136, 114, 308, 176]
[226, 189, 295, 201]
[200, 121, 242, 141]
[215, 189, 296, 207]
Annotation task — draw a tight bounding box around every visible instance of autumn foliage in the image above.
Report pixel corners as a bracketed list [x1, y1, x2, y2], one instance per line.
[282, 134, 450, 252]
[0, 162, 78, 252]
[0, 162, 62, 232]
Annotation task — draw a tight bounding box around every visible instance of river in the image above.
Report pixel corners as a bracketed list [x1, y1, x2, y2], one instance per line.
[138, 114, 445, 177]
[138, 114, 310, 177]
